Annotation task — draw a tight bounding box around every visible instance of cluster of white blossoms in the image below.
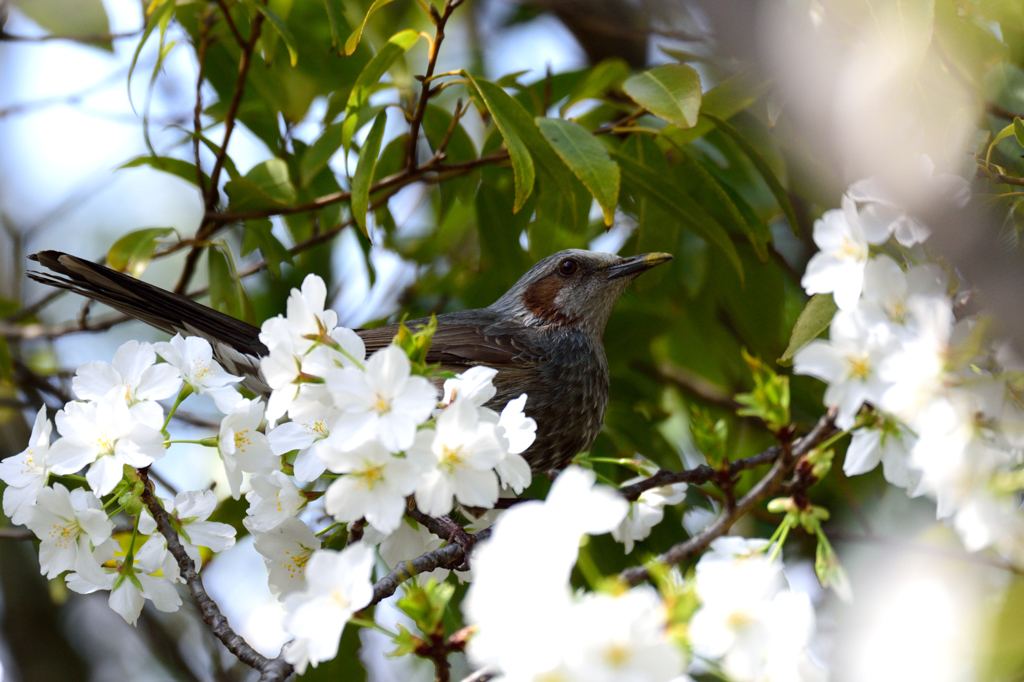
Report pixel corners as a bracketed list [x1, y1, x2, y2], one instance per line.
[0, 337, 241, 624]
[690, 538, 824, 682]
[794, 163, 1024, 563]
[466, 467, 685, 681]
[465, 467, 826, 682]
[0, 273, 540, 673]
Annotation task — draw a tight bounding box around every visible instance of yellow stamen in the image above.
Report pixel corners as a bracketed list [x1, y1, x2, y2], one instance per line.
[441, 445, 465, 473]
[846, 354, 872, 380]
[234, 429, 252, 452]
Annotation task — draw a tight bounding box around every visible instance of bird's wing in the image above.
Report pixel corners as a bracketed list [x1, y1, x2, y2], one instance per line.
[358, 319, 547, 367]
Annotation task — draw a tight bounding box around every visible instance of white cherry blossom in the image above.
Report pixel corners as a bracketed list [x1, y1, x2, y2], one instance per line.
[282, 543, 375, 674]
[48, 389, 166, 496]
[154, 334, 242, 412]
[497, 393, 537, 456]
[72, 339, 181, 409]
[217, 399, 277, 499]
[138, 490, 236, 582]
[24, 484, 111, 579]
[411, 399, 505, 515]
[371, 519, 449, 585]
[690, 538, 822, 682]
[845, 421, 923, 493]
[801, 195, 884, 310]
[252, 516, 322, 598]
[562, 587, 685, 682]
[878, 296, 955, 425]
[267, 414, 334, 481]
[321, 438, 424, 535]
[67, 541, 182, 626]
[261, 323, 363, 425]
[442, 365, 498, 407]
[612, 481, 687, 554]
[285, 274, 340, 351]
[0, 406, 54, 524]
[860, 255, 947, 331]
[326, 345, 437, 452]
[794, 308, 899, 429]
[243, 470, 306, 533]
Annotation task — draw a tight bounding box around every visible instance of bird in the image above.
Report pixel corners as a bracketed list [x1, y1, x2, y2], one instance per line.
[27, 249, 672, 473]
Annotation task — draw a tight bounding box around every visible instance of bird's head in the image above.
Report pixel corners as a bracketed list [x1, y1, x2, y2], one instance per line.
[491, 249, 673, 335]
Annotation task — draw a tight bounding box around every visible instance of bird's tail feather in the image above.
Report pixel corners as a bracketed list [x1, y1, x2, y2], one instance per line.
[28, 251, 269, 394]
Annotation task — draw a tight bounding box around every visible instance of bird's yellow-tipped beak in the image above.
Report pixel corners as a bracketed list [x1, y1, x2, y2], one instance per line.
[605, 252, 674, 280]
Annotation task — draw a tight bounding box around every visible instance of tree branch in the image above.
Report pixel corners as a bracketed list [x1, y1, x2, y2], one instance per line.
[138, 470, 293, 682]
[617, 446, 782, 501]
[370, 528, 491, 606]
[619, 414, 838, 585]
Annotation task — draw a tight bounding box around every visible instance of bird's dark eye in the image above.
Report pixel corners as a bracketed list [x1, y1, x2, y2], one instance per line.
[558, 258, 579, 277]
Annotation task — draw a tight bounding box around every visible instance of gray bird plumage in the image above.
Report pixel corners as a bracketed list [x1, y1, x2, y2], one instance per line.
[28, 248, 671, 472]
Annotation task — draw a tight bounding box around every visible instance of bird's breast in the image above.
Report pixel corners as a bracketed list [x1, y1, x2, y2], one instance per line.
[488, 329, 609, 472]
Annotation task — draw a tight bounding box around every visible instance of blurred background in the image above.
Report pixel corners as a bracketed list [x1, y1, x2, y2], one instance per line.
[2, 0, 1024, 680]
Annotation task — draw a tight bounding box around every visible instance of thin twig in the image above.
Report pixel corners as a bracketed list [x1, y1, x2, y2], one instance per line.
[214, 0, 246, 49]
[139, 470, 293, 682]
[0, 313, 130, 340]
[617, 446, 781, 501]
[405, 0, 466, 171]
[619, 414, 838, 585]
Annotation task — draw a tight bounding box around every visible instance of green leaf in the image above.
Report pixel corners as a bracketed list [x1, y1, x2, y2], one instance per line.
[779, 294, 837, 365]
[663, 69, 769, 145]
[673, 149, 766, 260]
[18, 0, 111, 46]
[299, 122, 345, 188]
[323, 0, 343, 50]
[467, 74, 584, 220]
[192, 133, 239, 181]
[992, 121, 1018, 148]
[734, 349, 790, 432]
[536, 117, 619, 226]
[207, 246, 253, 323]
[240, 219, 294, 278]
[254, 4, 299, 67]
[344, 0, 400, 55]
[127, 0, 175, 111]
[559, 57, 630, 116]
[341, 29, 421, 153]
[351, 112, 388, 238]
[704, 113, 799, 236]
[224, 159, 297, 212]
[1015, 117, 1024, 149]
[120, 155, 210, 188]
[106, 227, 176, 278]
[623, 64, 702, 129]
[463, 73, 536, 213]
[613, 151, 743, 281]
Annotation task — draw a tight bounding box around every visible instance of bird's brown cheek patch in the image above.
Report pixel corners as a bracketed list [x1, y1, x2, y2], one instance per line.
[521, 275, 573, 325]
